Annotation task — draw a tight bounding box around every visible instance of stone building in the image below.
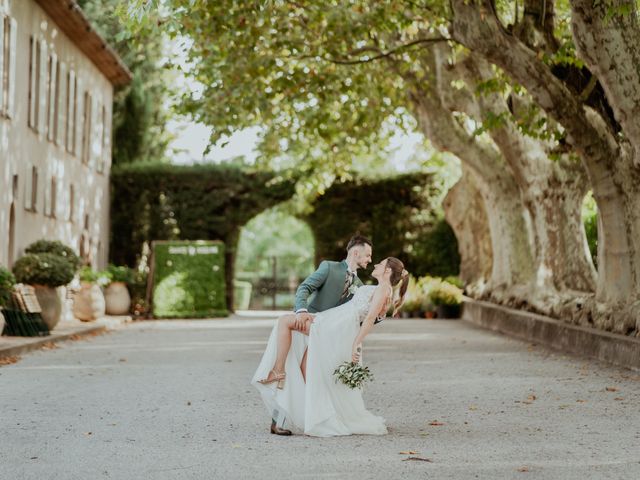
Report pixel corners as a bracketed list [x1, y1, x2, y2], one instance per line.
[0, 0, 130, 269]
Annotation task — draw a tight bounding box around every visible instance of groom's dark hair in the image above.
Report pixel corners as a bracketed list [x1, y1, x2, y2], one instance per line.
[346, 234, 372, 252]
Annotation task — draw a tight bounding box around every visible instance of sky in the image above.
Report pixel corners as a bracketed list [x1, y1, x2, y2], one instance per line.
[167, 118, 426, 171]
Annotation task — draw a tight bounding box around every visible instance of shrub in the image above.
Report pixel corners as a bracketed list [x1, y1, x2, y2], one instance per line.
[444, 275, 464, 289]
[25, 240, 81, 271]
[0, 266, 16, 307]
[13, 253, 75, 287]
[429, 281, 463, 306]
[128, 268, 149, 316]
[78, 266, 110, 286]
[104, 264, 133, 284]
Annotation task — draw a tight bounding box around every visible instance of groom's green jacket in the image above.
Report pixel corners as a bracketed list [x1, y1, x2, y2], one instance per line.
[294, 260, 364, 313]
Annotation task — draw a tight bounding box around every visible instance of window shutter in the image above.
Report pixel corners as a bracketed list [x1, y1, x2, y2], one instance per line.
[28, 36, 37, 128]
[6, 17, 16, 118]
[0, 16, 5, 116]
[66, 70, 75, 152]
[24, 166, 33, 210]
[56, 62, 67, 146]
[75, 78, 84, 157]
[38, 39, 48, 134]
[43, 171, 51, 217]
[47, 53, 58, 142]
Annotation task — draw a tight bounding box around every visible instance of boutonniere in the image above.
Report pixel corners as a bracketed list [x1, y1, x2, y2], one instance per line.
[348, 283, 359, 296]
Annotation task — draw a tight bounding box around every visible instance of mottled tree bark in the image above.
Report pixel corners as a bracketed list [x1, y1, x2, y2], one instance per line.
[401, 65, 536, 303]
[443, 165, 493, 296]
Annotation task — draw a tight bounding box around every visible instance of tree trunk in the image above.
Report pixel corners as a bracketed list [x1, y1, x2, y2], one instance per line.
[431, 46, 595, 316]
[403, 68, 536, 301]
[443, 165, 493, 296]
[450, 0, 639, 333]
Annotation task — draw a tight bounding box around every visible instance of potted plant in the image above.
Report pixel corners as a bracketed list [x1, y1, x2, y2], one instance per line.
[72, 266, 107, 322]
[0, 266, 16, 334]
[429, 280, 464, 319]
[12, 253, 76, 330]
[103, 264, 132, 315]
[400, 276, 422, 318]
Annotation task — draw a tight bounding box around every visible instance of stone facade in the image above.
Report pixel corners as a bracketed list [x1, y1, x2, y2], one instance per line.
[0, 0, 129, 270]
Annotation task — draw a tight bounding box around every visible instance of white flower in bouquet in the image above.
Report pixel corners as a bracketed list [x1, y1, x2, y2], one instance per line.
[333, 361, 374, 389]
[348, 284, 359, 296]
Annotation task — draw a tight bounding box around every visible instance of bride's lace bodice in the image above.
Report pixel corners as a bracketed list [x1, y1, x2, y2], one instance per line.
[349, 285, 379, 325]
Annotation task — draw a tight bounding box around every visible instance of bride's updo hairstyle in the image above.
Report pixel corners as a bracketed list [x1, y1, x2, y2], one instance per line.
[385, 257, 410, 317]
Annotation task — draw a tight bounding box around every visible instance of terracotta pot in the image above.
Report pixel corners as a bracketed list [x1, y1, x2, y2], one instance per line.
[33, 285, 63, 330]
[104, 282, 131, 315]
[73, 282, 106, 322]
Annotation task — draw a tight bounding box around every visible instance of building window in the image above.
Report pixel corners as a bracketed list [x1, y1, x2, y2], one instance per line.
[0, 15, 17, 118]
[81, 90, 92, 165]
[56, 62, 67, 146]
[25, 166, 38, 212]
[28, 36, 39, 129]
[28, 36, 48, 132]
[66, 70, 76, 154]
[45, 176, 57, 218]
[47, 53, 58, 142]
[97, 103, 106, 173]
[69, 184, 75, 223]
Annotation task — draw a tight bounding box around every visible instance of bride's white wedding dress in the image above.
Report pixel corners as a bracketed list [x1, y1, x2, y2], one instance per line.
[251, 285, 387, 437]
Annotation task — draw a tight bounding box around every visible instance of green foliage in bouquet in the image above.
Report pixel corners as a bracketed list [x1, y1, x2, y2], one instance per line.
[13, 254, 76, 287]
[25, 240, 81, 271]
[0, 266, 16, 307]
[333, 361, 374, 390]
[429, 281, 464, 306]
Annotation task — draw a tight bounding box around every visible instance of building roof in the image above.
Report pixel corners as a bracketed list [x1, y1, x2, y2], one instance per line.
[34, 0, 132, 87]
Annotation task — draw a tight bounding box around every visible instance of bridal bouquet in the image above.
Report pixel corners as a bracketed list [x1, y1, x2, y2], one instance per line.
[333, 361, 374, 389]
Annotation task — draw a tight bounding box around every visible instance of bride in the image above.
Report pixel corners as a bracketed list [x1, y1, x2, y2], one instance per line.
[252, 257, 409, 437]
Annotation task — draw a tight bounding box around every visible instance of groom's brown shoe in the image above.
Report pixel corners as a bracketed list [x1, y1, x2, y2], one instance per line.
[270, 421, 292, 436]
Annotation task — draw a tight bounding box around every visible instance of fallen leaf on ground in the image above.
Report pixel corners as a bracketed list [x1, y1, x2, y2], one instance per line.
[517, 466, 530, 472]
[605, 386, 618, 392]
[0, 356, 20, 366]
[40, 342, 58, 350]
[428, 421, 444, 426]
[402, 457, 433, 463]
[523, 394, 536, 404]
[468, 405, 478, 410]
[614, 397, 624, 401]
[576, 399, 586, 403]
[118, 358, 127, 362]
[399, 451, 418, 455]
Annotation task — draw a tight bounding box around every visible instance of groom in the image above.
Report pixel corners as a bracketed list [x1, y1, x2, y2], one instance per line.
[270, 234, 373, 435]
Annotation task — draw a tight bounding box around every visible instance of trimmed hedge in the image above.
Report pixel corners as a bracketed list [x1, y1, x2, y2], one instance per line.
[305, 173, 459, 280]
[110, 163, 460, 310]
[110, 162, 296, 310]
[152, 240, 227, 318]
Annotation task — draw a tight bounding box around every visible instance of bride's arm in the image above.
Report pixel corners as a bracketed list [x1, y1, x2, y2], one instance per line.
[351, 285, 391, 362]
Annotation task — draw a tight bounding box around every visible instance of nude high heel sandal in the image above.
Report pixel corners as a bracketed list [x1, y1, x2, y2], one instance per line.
[258, 369, 286, 389]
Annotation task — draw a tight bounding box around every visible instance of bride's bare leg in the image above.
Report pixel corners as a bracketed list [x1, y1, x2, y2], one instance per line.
[272, 314, 298, 373]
